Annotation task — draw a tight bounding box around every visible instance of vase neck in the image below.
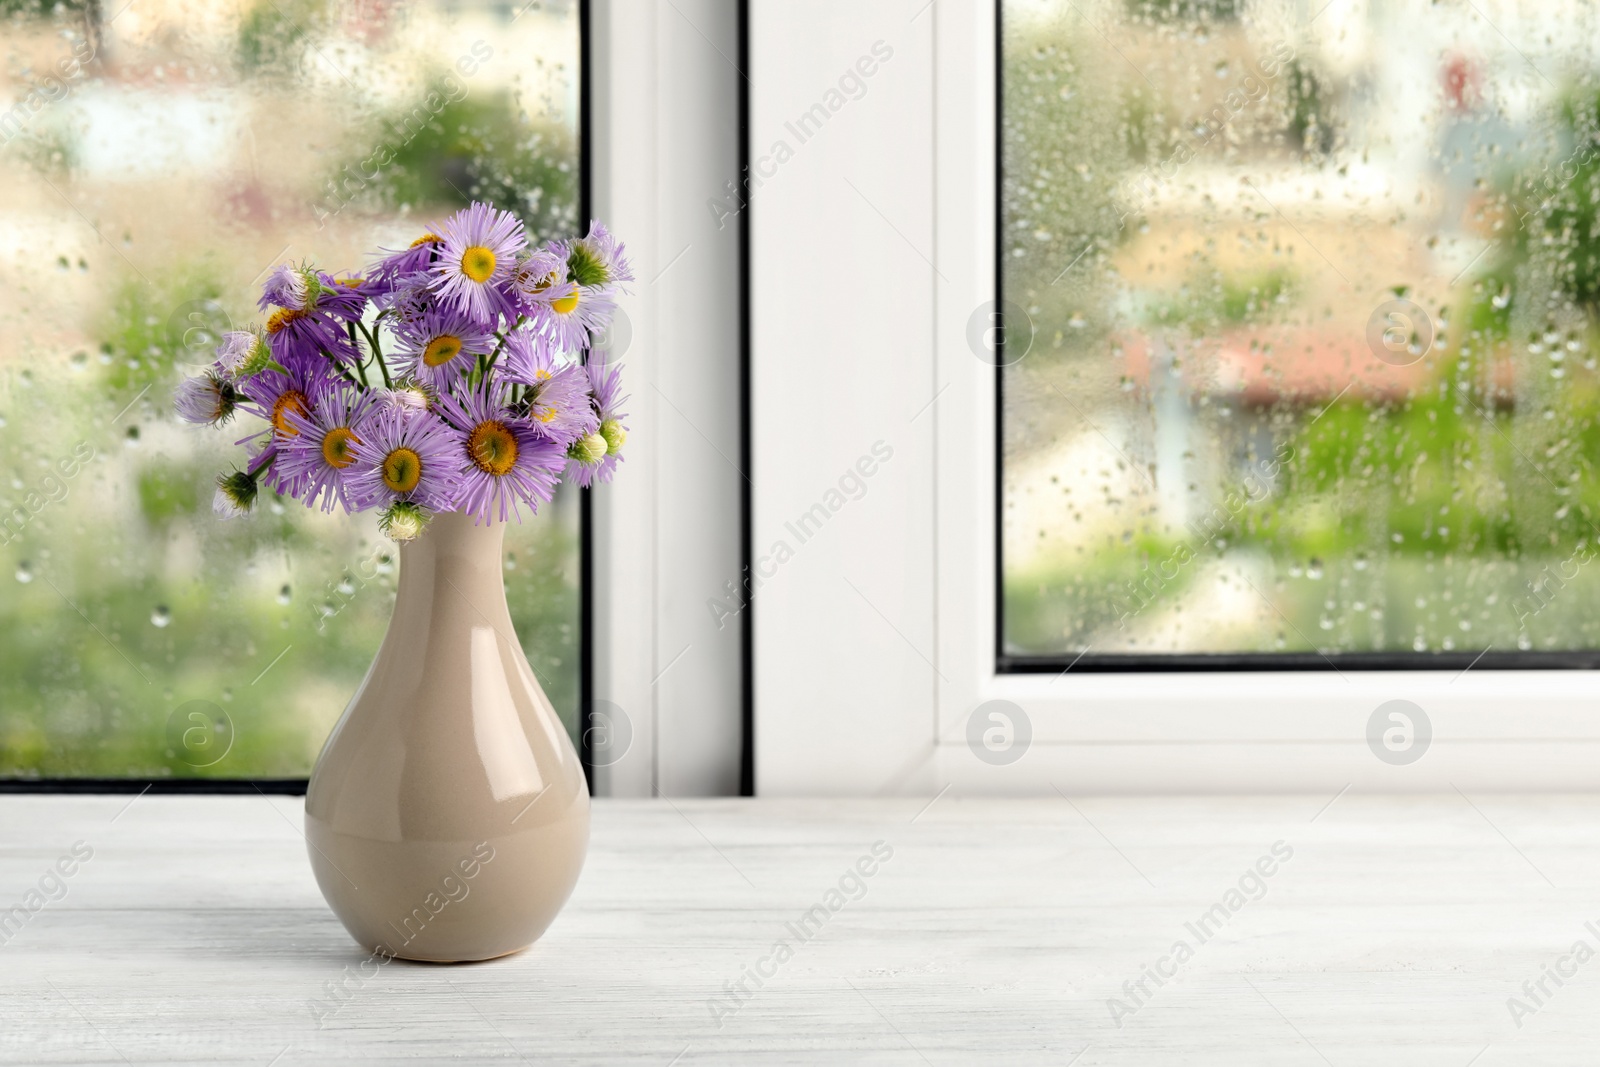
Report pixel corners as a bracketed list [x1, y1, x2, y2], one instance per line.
[394, 511, 509, 626]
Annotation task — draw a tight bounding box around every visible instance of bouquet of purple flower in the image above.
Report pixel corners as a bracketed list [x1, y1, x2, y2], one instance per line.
[173, 202, 630, 542]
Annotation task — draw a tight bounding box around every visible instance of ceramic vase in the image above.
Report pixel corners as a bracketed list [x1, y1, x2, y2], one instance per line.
[304, 510, 589, 962]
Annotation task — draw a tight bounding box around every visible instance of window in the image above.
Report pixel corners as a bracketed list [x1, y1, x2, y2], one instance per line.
[1000, 0, 1600, 668]
[0, 0, 582, 779]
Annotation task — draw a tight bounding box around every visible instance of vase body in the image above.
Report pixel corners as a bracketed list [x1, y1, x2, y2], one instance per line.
[304, 511, 589, 962]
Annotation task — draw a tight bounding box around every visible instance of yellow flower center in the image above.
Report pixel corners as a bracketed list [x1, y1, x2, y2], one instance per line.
[461, 246, 497, 284]
[321, 426, 359, 469]
[423, 334, 463, 367]
[338, 277, 363, 288]
[535, 406, 558, 424]
[382, 447, 423, 493]
[552, 289, 580, 315]
[410, 232, 442, 248]
[265, 308, 306, 334]
[468, 420, 518, 476]
[271, 389, 309, 435]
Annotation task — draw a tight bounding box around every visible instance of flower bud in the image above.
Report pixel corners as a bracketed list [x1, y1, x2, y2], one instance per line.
[213, 470, 258, 517]
[570, 432, 607, 465]
[176, 372, 239, 426]
[599, 418, 627, 454]
[379, 500, 430, 542]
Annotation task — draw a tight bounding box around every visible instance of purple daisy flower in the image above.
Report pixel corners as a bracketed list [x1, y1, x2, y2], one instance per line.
[213, 329, 272, 379]
[259, 264, 364, 365]
[346, 407, 461, 513]
[237, 357, 336, 436]
[510, 247, 572, 308]
[563, 220, 635, 289]
[532, 279, 616, 354]
[174, 370, 239, 426]
[390, 306, 497, 390]
[276, 382, 375, 512]
[588, 355, 628, 422]
[434, 384, 564, 524]
[235, 358, 340, 494]
[260, 263, 316, 311]
[565, 358, 628, 487]
[375, 383, 434, 418]
[329, 272, 385, 306]
[499, 332, 598, 446]
[429, 202, 526, 326]
[370, 229, 444, 288]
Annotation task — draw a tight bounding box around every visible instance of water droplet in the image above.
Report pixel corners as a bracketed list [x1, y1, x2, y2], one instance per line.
[1307, 559, 1324, 580]
[277, 584, 292, 605]
[1067, 312, 1086, 329]
[70, 351, 88, 370]
[151, 605, 171, 628]
[15, 562, 33, 583]
[1353, 552, 1368, 571]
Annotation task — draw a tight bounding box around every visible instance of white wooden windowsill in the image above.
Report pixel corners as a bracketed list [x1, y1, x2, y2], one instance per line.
[2, 794, 1595, 1063]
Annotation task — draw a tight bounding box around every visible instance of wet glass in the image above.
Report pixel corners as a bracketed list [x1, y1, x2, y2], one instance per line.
[1001, 0, 1600, 662]
[0, 0, 581, 777]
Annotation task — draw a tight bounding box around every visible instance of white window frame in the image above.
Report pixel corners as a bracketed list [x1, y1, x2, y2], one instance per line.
[752, 0, 1600, 795]
[589, 0, 746, 798]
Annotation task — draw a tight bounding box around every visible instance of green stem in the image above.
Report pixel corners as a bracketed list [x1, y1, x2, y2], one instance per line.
[487, 316, 526, 363]
[346, 324, 370, 388]
[357, 321, 392, 388]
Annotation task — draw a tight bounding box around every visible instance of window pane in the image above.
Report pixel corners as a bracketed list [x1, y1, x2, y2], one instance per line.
[1001, 0, 1600, 661]
[1, 0, 581, 777]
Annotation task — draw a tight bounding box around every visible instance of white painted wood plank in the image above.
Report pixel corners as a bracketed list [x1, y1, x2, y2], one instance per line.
[3, 795, 1600, 1064]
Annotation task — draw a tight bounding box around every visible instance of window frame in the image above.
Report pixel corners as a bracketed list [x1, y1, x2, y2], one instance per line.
[0, 1, 598, 793]
[947, 0, 1600, 791]
[751, 0, 1600, 794]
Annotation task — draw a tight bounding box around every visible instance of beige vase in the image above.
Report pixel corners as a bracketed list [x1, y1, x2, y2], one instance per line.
[304, 510, 589, 962]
